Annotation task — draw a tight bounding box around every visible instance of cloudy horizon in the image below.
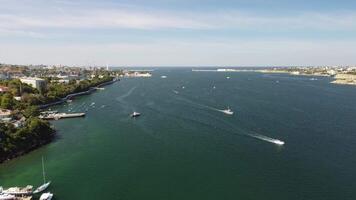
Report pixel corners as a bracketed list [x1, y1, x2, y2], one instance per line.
[1, 0, 356, 66]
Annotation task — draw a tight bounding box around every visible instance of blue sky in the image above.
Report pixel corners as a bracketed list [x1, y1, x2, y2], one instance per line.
[1, 0, 356, 66]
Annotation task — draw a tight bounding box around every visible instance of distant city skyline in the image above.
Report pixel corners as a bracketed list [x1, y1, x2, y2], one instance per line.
[1, 0, 356, 66]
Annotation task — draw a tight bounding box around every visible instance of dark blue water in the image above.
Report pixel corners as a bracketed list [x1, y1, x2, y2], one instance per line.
[1, 68, 356, 199]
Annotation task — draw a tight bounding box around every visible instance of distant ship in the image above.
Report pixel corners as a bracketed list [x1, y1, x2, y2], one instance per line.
[161, 76, 167, 79]
[131, 112, 141, 117]
[221, 107, 233, 115]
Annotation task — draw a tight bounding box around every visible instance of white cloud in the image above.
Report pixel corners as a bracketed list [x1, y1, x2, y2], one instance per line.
[0, 4, 356, 33]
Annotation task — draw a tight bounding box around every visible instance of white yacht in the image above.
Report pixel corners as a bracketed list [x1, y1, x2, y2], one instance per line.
[33, 157, 51, 194]
[131, 112, 141, 117]
[161, 76, 167, 79]
[40, 192, 53, 200]
[222, 108, 234, 115]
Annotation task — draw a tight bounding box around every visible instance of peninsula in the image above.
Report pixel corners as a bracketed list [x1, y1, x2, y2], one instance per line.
[0, 64, 122, 163]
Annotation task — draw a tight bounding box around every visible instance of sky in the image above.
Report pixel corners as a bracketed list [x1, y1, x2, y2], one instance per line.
[1, 0, 356, 66]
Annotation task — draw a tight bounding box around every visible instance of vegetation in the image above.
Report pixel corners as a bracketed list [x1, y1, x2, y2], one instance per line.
[0, 118, 55, 163]
[0, 70, 115, 163]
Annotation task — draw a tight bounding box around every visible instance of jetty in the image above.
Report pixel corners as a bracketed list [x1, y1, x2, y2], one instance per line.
[39, 112, 86, 120]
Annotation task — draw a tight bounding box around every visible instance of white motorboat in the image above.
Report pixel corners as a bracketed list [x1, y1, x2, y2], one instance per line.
[222, 108, 233, 115]
[161, 76, 167, 78]
[273, 140, 285, 145]
[40, 192, 53, 200]
[131, 112, 141, 117]
[33, 157, 51, 194]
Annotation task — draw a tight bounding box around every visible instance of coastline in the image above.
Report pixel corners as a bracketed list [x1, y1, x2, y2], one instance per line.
[0, 78, 118, 164]
[39, 78, 118, 109]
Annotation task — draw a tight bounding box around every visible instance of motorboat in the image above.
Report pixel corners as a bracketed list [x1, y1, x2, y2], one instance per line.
[39, 192, 53, 200]
[273, 140, 285, 145]
[131, 112, 141, 117]
[222, 108, 233, 115]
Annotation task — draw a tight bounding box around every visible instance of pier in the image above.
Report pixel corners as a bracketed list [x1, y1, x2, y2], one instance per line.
[39, 112, 86, 120]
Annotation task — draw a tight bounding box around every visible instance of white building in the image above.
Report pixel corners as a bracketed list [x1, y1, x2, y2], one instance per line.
[20, 77, 46, 90]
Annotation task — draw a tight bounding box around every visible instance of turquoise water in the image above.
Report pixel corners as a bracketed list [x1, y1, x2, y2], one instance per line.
[1, 68, 356, 199]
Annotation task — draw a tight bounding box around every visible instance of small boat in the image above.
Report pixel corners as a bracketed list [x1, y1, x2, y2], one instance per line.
[131, 112, 141, 118]
[226, 76, 230, 79]
[0, 193, 16, 200]
[161, 76, 167, 79]
[273, 140, 285, 145]
[33, 157, 51, 194]
[222, 107, 233, 115]
[39, 192, 53, 200]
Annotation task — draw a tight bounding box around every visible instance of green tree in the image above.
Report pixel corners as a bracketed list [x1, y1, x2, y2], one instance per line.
[1, 93, 15, 109]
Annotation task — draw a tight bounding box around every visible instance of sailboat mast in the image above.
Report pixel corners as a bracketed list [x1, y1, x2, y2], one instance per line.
[42, 157, 46, 184]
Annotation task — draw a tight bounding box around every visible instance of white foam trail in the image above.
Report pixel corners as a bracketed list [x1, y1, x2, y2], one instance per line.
[248, 133, 285, 145]
[116, 86, 137, 102]
[174, 95, 226, 114]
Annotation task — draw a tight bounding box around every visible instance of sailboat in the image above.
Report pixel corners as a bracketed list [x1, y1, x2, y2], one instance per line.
[33, 157, 51, 194]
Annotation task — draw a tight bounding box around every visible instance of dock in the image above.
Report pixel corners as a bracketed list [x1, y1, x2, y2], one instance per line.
[39, 112, 86, 120]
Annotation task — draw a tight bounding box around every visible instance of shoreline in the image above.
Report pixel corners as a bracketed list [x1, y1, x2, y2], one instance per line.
[39, 78, 118, 109]
[0, 78, 118, 164]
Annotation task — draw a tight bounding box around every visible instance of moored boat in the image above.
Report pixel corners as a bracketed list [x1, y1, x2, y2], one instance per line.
[39, 192, 53, 200]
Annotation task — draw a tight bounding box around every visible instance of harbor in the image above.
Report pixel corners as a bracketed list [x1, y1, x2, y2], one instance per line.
[1, 158, 53, 200]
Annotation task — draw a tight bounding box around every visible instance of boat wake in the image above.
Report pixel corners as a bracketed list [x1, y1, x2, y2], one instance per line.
[247, 133, 285, 145]
[174, 94, 232, 115]
[116, 86, 137, 102]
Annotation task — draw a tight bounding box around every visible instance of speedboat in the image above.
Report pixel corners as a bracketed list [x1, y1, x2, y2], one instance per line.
[131, 112, 141, 117]
[40, 192, 53, 200]
[161, 76, 167, 79]
[222, 108, 233, 115]
[273, 140, 285, 145]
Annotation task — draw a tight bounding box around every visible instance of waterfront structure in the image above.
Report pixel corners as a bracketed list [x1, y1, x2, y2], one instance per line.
[0, 86, 9, 93]
[0, 109, 12, 119]
[20, 77, 46, 90]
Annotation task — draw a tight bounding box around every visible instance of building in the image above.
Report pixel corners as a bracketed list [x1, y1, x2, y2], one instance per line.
[0, 109, 12, 119]
[0, 86, 9, 93]
[20, 77, 46, 90]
